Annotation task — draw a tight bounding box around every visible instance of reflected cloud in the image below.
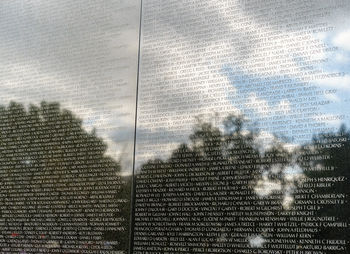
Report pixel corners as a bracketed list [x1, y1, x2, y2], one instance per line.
[254, 173, 282, 197]
[333, 29, 350, 51]
[0, 0, 140, 175]
[248, 235, 266, 248]
[254, 162, 305, 211]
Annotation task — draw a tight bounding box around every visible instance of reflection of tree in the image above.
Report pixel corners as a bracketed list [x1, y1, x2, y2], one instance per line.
[135, 114, 294, 252]
[0, 101, 130, 253]
[135, 114, 350, 252]
[299, 126, 350, 244]
[1, 101, 348, 252]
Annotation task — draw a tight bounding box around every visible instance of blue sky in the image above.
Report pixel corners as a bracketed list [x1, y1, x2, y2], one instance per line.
[221, 28, 350, 145]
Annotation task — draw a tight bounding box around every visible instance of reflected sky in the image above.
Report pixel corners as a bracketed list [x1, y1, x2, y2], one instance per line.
[135, 0, 350, 165]
[0, 0, 141, 175]
[133, 0, 350, 252]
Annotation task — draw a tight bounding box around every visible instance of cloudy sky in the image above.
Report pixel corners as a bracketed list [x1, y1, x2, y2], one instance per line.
[0, 0, 141, 174]
[1, 0, 349, 172]
[133, 2, 350, 246]
[135, 0, 350, 165]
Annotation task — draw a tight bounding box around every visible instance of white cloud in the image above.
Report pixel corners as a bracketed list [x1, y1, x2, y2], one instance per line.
[253, 131, 276, 154]
[313, 113, 344, 126]
[243, 93, 291, 120]
[248, 235, 266, 248]
[254, 174, 282, 197]
[134, 0, 350, 163]
[324, 92, 340, 102]
[282, 194, 294, 210]
[316, 75, 350, 90]
[0, 0, 141, 174]
[282, 143, 300, 153]
[283, 164, 303, 181]
[334, 53, 350, 64]
[246, 93, 270, 117]
[253, 163, 305, 211]
[276, 100, 291, 114]
[333, 30, 350, 51]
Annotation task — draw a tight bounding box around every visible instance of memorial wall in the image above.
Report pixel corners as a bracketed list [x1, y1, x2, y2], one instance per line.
[0, 0, 140, 252]
[0, 0, 349, 253]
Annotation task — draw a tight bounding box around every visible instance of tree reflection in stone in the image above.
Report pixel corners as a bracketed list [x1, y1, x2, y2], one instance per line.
[0, 101, 130, 253]
[135, 114, 349, 253]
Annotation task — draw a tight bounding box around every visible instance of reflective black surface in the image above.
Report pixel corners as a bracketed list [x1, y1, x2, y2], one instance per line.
[0, 0, 349, 253]
[133, 0, 350, 253]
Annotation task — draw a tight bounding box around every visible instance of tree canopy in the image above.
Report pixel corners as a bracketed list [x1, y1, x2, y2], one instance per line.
[134, 114, 349, 252]
[0, 101, 130, 253]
